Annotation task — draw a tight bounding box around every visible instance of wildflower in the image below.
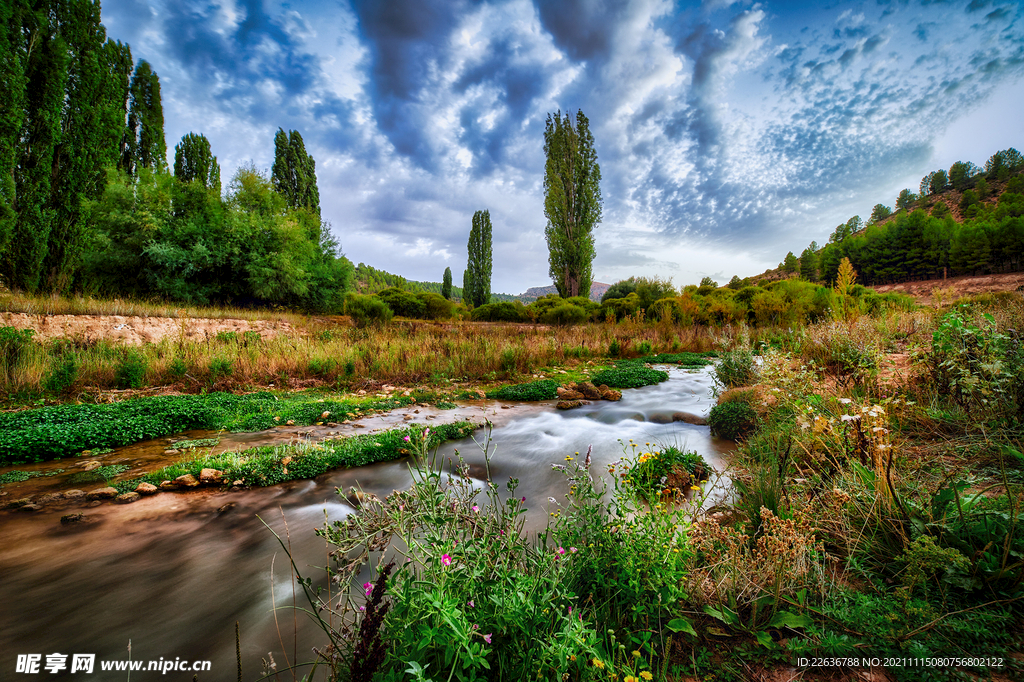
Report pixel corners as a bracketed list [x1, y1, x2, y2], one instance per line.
[441, 554, 452, 567]
[549, 497, 557, 504]
[640, 672, 653, 681]
[570, 547, 577, 553]
[468, 600, 475, 608]
[632, 650, 641, 658]
[483, 633, 492, 644]
[565, 456, 574, 461]
[472, 505, 480, 512]
[556, 547, 566, 555]
[363, 582, 373, 596]
[626, 677, 638, 682]
[403, 435, 411, 442]
[840, 414, 859, 422]
[592, 659, 605, 670]
[521, 497, 526, 503]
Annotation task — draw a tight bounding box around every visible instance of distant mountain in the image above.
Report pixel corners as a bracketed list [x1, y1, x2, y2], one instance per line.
[519, 281, 610, 303]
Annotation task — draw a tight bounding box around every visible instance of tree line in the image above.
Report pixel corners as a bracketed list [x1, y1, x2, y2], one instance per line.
[0, 0, 353, 311]
[773, 147, 1024, 287]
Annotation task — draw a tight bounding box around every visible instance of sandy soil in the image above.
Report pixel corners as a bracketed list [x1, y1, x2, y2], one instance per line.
[0, 312, 295, 345]
[870, 272, 1024, 304]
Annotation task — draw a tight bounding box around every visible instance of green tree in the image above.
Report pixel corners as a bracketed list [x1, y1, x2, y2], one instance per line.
[174, 132, 221, 194]
[895, 189, 917, 212]
[465, 209, 492, 307]
[868, 204, 892, 224]
[271, 128, 320, 217]
[543, 110, 602, 298]
[948, 161, 980, 191]
[122, 60, 166, 175]
[782, 251, 798, 273]
[800, 245, 818, 281]
[441, 266, 452, 300]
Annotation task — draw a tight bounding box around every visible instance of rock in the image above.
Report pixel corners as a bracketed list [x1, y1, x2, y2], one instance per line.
[327, 422, 339, 427]
[163, 449, 181, 455]
[60, 513, 85, 525]
[18, 504, 42, 512]
[556, 399, 590, 410]
[115, 492, 140, 504]
[672, 411, 707, 426]
[217, 503, 235, 514]
[649, 414, 673, 424]
[576, 382, 603, 400]
[159, 480, 177, 490]
[285, 419, 295, 426]
[37, 492, 64, 504]
[86, 487, 118, 500]
[174, 474, 199, 488]
[82, 460, 102, 471]
[600, 388, 622, 401]
[4, 497, 32, 509]
[231, 480, 243, 486]
[199, 468, 222, 484]
[135, 482, 158, 495]
[555, 386, 568, 397]
[559, 389, 584, 401]
[64, 489, 86, 499]
[320, 411, 331, 420]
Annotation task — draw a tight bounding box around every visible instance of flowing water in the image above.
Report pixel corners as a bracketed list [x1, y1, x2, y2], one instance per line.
[0, 365, 733, 680]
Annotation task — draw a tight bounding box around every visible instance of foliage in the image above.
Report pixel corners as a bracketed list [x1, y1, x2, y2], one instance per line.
[442, 267, 452, 300]
[272, 128, 320, 216]
[470, 301, 527, 322]
[173, 132, 220, 194]
[0, 326, 34, 377]
[492, 379, 559, 401]
[465, 209, 493, 307]
[539, 303, 589, 326]
[345, 293, 393, 328]
[623, 445, 710, 500]
[714, 350, 758, 388]
[115, 349, 148, 389]
[544, 110, 602, 299]
[707, 401, 759, 440]
[590, 361, 669, 389]
[124, 60, 166, 175]
[44, 353, 79, 395]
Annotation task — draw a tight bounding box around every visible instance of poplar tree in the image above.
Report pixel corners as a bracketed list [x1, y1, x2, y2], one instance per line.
[442, 266, 452, 300]
[122, 60, 166, 175]
[543, 110, 601, 298]
[174, 132, 221, 194]
[272, 128, 320, 217]
[465, 209, 492, 307]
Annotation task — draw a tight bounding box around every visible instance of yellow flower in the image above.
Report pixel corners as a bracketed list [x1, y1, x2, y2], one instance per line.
[631, 649, 641, 658]
[640, 672, 653, 681]
[592, 658, 605, 670]
[570, 655, 577, 662]
[625, 677, 639, 682]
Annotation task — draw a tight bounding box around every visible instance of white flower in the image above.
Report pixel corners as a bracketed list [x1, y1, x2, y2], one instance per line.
[840, 414, 860, 422]
[839, 398, 852, 404]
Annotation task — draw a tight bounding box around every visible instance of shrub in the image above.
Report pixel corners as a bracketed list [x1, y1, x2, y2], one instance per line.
[0, 326, 34, 376]
[590, 361, 668, 388]
[417, 291, 455, 320]
[539, 303, 588, 326]
[624, 445, 710, 499]
[492, 379, 558, 401]
[209, 357, 233, 381]
[115, 350, 148, 389]
[708, 401, 759, 440]
[345, 293, 393, 328]
[44, 354, 79, 395]
[376, 287, 425, 318]
[470, 301, 527, 322]
[714, 350, 758, 388]
[608, 339, 621, 357]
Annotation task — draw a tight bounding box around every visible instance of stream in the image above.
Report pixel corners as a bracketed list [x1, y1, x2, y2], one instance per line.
[0, 365, 733, 680]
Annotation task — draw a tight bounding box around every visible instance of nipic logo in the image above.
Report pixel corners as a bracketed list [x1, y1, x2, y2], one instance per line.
[16, 653, 95, 674]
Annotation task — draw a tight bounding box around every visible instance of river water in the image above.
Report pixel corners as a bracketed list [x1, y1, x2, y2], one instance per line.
[0, 365, 733, 681]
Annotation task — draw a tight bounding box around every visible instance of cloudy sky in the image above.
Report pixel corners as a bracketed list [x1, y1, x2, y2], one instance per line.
[100, 0, 1024, 294]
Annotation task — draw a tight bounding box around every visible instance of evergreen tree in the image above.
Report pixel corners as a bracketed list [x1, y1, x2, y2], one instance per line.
[0, 0, 27, 263]
[782, 251, 798, 273]
[868, 204, 892, 224]
[122, 60, 166, 175]
[799, 245, 818, 281]
[948, 161, 980, 191]
[462, 269, 471, 305]
[895, 189, 917, 212]
[271, 128, 320, 218]
[466, 209, 492, 307]
[543, 110, 602, 298]
[174, 132, 221, 194]
[441, 266, 452, 300]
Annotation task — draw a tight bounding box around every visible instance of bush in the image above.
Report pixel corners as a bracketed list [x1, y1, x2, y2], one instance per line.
[714, 350, 758, 388]
[0, 326, 34, 376]
[417, 291, 455, 320]
[708, 401, 759, 440]
[345, 293, 393, 328]
[376, 287, 425, 318]
[492, 379, 558, 401]
[470, 301, 527, 322]
[115, 351, 148, 389]
[590, 361, 668, 388]
[44, 354, 79, 395]
[209, 357, 233, 381]
[624, 445, 710, 499]
[539, 303, 588, 326]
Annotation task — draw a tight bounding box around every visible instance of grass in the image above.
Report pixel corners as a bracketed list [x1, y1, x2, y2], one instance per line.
[111, 421, 477, 493]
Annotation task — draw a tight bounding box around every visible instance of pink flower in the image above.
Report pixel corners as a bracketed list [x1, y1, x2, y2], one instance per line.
[556, 547, 566, 555]
[363, 582, 373, 596]
[471, 505, 479, 512]
[403, 435, 411, 442]
[468, 600, 475, 608]
[483, 633, 492, 644]
[569, 547, 578, 553]
[441, 554, 452, 567]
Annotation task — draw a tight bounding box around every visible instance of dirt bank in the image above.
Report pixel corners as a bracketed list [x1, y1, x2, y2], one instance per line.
[870, 272, 1024, 304]
[0, 312, 295, 345]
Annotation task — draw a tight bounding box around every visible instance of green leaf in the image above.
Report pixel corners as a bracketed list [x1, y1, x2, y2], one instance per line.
[767, 610, 813, 630]
[703, 605, 739, 625]
[755, 630, 774, 648]
[666, 617, 697, 637]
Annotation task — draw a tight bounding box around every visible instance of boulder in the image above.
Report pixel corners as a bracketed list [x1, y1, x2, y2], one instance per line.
[600, 387, 622, 401]
[64, 489, 86, 499]
[17, 503, 42, 512]
[559, 389, 584, 401]
[60, 513, 85, 525]
[82, 460, 102, 471]
[672, 411, 708, 426]
[175, 474, 199, 488]
[37, 492, 64, 504]
[135, 482, 159, 495]
[159, 480, 177, 490]
[556, 399, 590, 410]
[86, 487, 118, 500]
[199, 468, 223, 484]
[576, 382, 603, 400]
[115, 492, 140, 504]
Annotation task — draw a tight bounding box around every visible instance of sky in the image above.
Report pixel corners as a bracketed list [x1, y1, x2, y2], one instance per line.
[99, 0, 1024, 295]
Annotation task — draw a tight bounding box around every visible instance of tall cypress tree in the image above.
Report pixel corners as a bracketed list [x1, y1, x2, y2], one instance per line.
[543, 110, 601, 298]
[174, 132, 221, 194]
[121, 59, 166, 175]
[442, 266, 452, 300]
[466, 210, 492, 307]
[0, 0, 27, 261]
[271, 128, 320, 218]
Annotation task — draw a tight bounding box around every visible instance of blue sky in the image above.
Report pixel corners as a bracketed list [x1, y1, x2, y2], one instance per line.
[100, 0, 1024, 294]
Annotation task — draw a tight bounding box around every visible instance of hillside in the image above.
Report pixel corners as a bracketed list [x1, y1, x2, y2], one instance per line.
[353, 263, 518, 302]
[519, 281, 610, 303]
